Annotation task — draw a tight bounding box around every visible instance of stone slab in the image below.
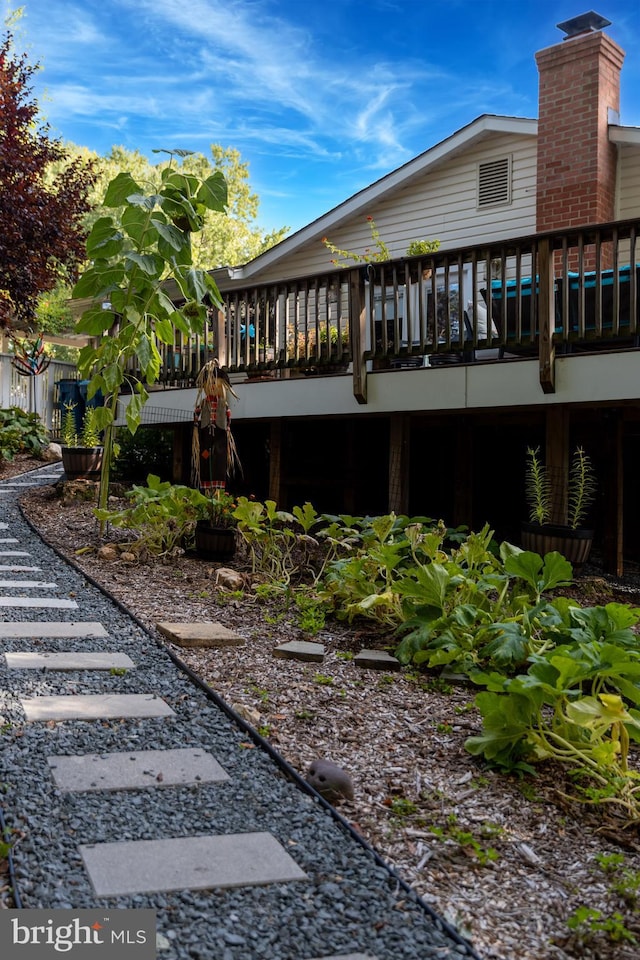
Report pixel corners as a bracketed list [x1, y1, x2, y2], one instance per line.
[273, 640, 325, 662]
[0, 596, 78, 609]
[354, 649, 401, 671]
[79, 832, 307, 896]
[0, 581, 57, 589]
[0, 621, 107, 638]
[156, 621, 244, 648]
[21, 694, 174, 722]
[6, 652, 135, 671]
[0, 565, 41, 573]
[48, 747, 230, 792]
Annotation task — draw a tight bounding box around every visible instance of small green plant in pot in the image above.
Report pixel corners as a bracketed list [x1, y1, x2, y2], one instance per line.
[521, 445, 596, 566]
[60, 402, 104, 480]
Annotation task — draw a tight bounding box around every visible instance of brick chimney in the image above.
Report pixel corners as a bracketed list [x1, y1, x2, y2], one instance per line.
[535, 21, 625, 233]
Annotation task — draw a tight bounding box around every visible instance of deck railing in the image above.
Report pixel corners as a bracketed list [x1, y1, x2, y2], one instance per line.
[145, 217, 640, 400]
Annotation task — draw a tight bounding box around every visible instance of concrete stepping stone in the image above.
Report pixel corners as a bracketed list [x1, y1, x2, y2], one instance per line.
[0, 580, 57, 589]
[5, 652, 134, 671]
[156, 621, 244, 648]
[354, 649, 401, 671]
[79, 832, 307, 896]
[21, 694, 175, 722]
[48, 747, 230, 792]
[273, 640, 325, 662]
[0, 596, 78, 609]
[0, 621, 107, 638]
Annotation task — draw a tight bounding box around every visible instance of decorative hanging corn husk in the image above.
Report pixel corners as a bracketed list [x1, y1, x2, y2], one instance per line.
[191, 359, 241, 489]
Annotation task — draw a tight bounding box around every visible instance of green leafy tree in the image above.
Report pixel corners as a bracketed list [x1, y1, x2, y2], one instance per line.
[0, 33, 95, 330]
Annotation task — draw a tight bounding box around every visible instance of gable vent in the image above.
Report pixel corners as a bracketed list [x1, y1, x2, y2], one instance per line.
[478, 156, 512, 207]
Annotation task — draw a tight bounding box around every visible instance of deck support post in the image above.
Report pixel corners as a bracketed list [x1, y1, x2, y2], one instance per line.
[602, 410, 624, 576]
[546, 406, 569, 525]
[538, 238, 556, 394]
[389, 414, 410, 515]
[350, 269, 368, 404]
[172, 425, 186, 485]
[454, 419, 473, 527]
[268, 419, 284, 506]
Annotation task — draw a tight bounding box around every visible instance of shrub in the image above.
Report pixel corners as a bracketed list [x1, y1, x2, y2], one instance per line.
[0, 407, 48, 463]
[111, 427, 174, 483]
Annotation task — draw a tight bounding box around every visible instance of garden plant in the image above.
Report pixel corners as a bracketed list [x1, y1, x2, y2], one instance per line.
[92, 476, 640, 825]
[72, 149, 228, 517]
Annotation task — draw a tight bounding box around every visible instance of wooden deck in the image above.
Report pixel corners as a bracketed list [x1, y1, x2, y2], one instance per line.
[143, 217, 640, 405]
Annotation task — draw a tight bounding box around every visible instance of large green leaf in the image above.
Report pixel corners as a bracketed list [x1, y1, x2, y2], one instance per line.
[464, 690, 537, 769]
[197, 171, 227, 212]
[125, 392, 144, 434]
[504, 550, 573, 595]
[86, 217, 124, 258]
[102, 362, 124, 393]
[151, 217, 189, 253]
[103, 172, 143, 207]
[72, 264, 125, 299]
[74, 305, 116, 336]
[125, 192, 162, 212]
[124, 251, 165, 279]
[136, 335, 161, 382]
[403, 562, 449, 611]
[173, 267, 209, 303]
[566, 604, 640, 647]
[121, 205, 159, 247]
[480, 622, 530, 667]
[153, 316, 175, 344]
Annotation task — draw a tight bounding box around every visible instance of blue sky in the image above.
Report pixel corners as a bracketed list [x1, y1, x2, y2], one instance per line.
[11, 0, 640, 235]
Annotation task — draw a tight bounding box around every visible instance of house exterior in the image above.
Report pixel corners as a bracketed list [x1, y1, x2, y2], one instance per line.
[118, 13, 640, 575]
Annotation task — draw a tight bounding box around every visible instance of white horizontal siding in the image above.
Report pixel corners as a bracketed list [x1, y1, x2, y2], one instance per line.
[250, 133, 537, 285]
[617, 145, 640, 219]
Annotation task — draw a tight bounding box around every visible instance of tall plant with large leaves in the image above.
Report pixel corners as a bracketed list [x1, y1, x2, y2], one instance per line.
[73, 150, 227, 515]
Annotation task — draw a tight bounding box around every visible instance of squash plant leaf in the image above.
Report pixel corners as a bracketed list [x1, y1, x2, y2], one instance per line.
[504, 550, 573, 596]
[480, 622, 530, 667]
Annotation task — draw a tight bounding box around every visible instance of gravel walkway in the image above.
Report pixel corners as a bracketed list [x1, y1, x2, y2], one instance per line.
[0, 465, 481, 960]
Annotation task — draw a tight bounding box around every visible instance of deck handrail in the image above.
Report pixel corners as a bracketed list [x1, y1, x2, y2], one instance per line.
[127, 216, 640, 400]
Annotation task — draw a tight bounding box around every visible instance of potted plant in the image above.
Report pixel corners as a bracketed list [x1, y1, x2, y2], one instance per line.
[60, 402, 104, 480]
[193, 486, 238, 561]
[521, 445, 596, 567]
